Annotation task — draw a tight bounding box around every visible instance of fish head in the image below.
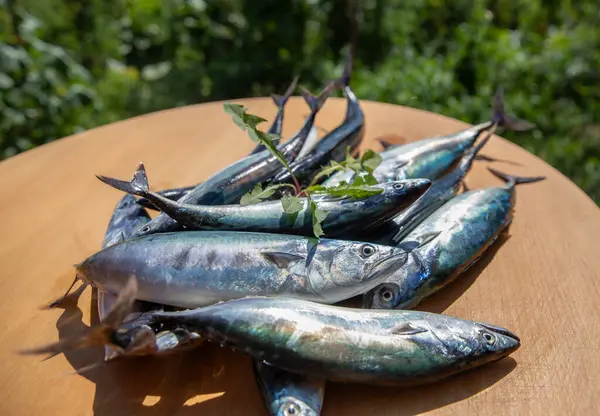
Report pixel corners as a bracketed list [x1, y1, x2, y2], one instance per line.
[370, 179, 431, 219]
[424, 315, 521, 368]
[326, 242, 408, 286]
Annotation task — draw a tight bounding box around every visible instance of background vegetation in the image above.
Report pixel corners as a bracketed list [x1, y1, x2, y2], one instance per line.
[1, 0, 598, 201]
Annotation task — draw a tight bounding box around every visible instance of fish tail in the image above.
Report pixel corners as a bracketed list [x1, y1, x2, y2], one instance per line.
[21, 276, 138, 359]
[96, 162, 150, 198]
[491, 87, 536, 131]
[300, 82, 335, 114]
[271, 75, 299, 108]
[487, 167, 546, 187]
[335, 47, 354, 88]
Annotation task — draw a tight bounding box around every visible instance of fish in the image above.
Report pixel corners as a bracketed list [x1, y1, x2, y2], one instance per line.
[97, 162, 431, 238]
[324, 87, 534, 187]
[254, 360, 325, 416]
[363, 168, 545, 310]
[372, 133, 491, 245]
[133, 83, 335, 237]
[270, 55, 365, 189]
[249, 76, 299, 155]
[74, 230, 408, 309]
[136, 124, 319, 211]
[24, 283, 520, 388]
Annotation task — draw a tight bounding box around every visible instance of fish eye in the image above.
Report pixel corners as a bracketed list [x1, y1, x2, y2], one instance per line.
[283, 402, 301, 415]
[140, 225, 151, 233]
[393, 183, 404, 190]
[360, 244, 376, 257]
[482, 331, 496, 345]
[381, 289, 394, 302]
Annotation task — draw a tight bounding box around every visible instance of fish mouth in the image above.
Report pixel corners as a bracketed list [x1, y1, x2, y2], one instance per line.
[479, 323, 520, 343]
[367, 253, 408, 281]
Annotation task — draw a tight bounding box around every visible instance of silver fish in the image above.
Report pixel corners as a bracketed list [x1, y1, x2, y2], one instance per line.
[25, 287, 520, 388]
[363, 168, 545, 310]
[76, 231, 408, 308]
[373, 134, 491, 245]
[97, 162, 431, 238]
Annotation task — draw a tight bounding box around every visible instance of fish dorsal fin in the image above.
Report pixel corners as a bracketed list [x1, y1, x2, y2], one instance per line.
[390, 322, 428, 335]
[397, 231, 440, 252]
[261, 252, 306, 269]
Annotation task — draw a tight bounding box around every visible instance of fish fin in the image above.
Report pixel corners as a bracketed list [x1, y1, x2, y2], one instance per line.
[44, 277, 87, 309]
[492, 87, 536, 131]
[377, 139, 396, 150]
[96, 162, 150, 198]
[487, 167, 546, 188]
[300, 81, 335, 114]
[474, 154, 499, 162]
[261, 251, 306, 269]
[335, 48, 353, 88]
[21, 276, 138, 359]
[397, 231, 441, 252]
[390, 322, 428, 335]
[271, 75, 299, 108]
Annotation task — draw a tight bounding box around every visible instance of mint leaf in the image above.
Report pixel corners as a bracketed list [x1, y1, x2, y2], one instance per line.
[309, 198, 329, 238]
[281, 195, 304, 214]
[360, 149, 383, 173]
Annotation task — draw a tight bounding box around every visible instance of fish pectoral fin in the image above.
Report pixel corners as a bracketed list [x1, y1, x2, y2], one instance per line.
[261, 251, 306, 269]
[398, 231, 441, 252]
[390, 322, 428, 336]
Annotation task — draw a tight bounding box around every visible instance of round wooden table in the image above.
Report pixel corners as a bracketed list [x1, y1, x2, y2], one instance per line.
[1, 97, 599, 415]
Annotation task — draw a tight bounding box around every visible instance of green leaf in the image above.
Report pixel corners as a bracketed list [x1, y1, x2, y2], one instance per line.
[351, 173, 378, 186]
[309, 198, 329, 238]
[244, 113, 267, 129]
[281, 195, 304, 214]
[362, 173, 379, 185]
[240, 184, 273, 205]
[344, 147, 362, 172]
[310, 160, 346, 186]
[223, 102, 249, 130]
[360, 149, 383, 173]
[240, 183, 296, 205]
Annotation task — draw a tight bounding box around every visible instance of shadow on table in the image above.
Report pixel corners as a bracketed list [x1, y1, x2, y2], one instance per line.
[323, 357, 516, 415]
[52, 292, 265, 416]
[49, 232, 513, 416]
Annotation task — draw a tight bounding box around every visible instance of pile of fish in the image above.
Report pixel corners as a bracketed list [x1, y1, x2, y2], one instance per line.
[25, 59, 545, 416]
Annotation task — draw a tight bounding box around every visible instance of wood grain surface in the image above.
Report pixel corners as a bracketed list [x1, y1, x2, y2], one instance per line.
[1, 97, 599, 416]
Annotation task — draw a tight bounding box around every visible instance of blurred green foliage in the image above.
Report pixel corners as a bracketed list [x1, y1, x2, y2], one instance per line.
[1, 0, 599, 201]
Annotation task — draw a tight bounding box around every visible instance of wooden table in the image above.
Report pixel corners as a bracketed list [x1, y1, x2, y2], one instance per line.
[1, 97, 599, 416]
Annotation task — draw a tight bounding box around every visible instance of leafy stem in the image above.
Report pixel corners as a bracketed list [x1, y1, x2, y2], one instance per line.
[224, 102, 384, 238]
